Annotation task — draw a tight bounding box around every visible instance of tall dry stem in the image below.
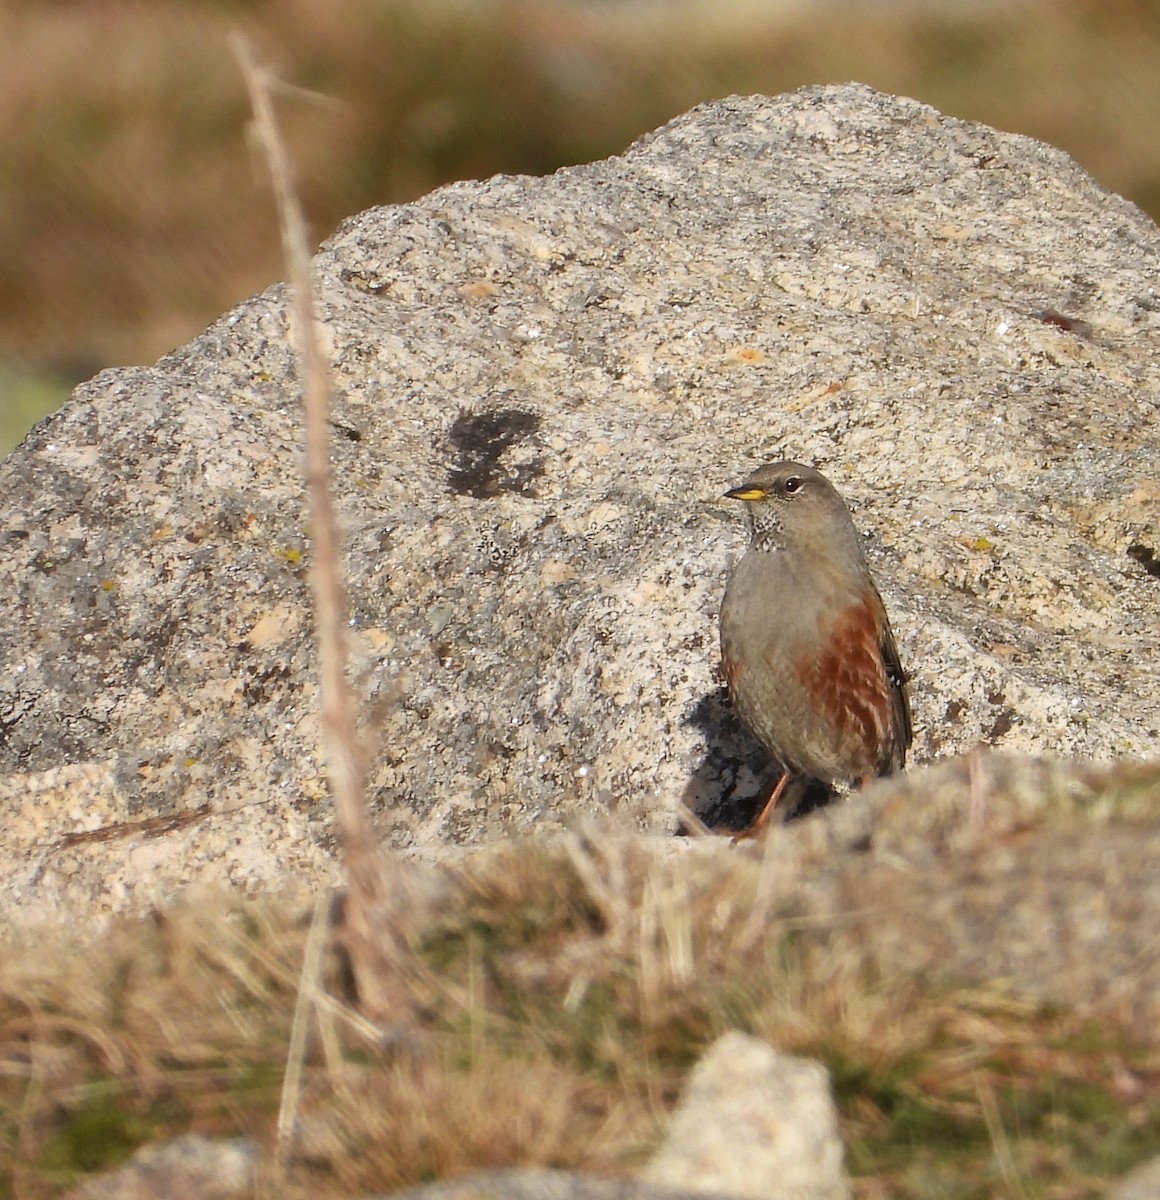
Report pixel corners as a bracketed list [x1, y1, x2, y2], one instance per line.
[233, 34, 405, 1031]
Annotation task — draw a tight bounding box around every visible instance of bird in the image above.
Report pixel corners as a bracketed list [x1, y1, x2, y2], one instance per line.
[719, 461, 912, 838]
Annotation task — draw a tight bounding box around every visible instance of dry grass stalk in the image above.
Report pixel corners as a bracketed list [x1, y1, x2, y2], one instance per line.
[232, 34, 401, 1030]
[276, 894, 330, 1159]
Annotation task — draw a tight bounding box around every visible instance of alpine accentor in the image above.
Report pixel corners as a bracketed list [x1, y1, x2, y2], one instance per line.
[720, 461, 912, 836]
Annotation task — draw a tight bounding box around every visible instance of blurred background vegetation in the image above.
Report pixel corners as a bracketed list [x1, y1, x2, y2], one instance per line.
[2, 0, 1160, 452]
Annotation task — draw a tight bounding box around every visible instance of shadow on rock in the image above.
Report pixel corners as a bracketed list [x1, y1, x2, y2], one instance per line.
[680, 687, 837, 834]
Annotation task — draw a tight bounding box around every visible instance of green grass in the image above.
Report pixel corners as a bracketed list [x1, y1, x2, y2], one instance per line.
[0, 363, 80, 455]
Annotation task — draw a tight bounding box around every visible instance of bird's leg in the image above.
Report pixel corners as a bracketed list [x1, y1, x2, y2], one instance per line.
[731, 772, 790, 844]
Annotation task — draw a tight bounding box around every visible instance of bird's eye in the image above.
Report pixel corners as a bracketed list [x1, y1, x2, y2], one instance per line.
[783, 476, 803, 495]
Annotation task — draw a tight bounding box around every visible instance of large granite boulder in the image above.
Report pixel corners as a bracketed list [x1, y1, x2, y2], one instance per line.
[1, 83, 1157, 927]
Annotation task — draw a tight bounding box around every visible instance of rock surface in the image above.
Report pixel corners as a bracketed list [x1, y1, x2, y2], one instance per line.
[63, 1133, 257, 1200]
[1, 83, 1158, 927]
[644, 1033, 847, 1200]
[1112, 1154, 1160, 1200]
[378, 1171, 737, 1200]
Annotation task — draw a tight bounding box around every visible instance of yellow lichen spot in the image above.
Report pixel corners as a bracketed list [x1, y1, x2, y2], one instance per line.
[278, 547, 303, 565]
[183, 757, 198, 769]
[301, 775, 329, 802]
[100, 578, 116, 592]
[362, 627, 395, 652]
[723, 346, 766, 366]
[459, 280, 498, 301]
[968, 536, 994, 552]
[246, 605, 298, 648]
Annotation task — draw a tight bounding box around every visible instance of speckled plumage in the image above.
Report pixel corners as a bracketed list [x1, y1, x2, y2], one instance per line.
[720, 461, 912, 830]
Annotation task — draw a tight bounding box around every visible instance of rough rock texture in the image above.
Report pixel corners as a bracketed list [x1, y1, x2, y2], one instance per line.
[377, 1171, 737, 1200]
[1112, 1154, 1160, 1200]
[63, 1133, 257, 1200]
[644, 1033, 847, 1200]
[1, 83, 1158, 925]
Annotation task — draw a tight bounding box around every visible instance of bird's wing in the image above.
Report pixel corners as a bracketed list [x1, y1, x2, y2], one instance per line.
[872, 582, 914, 767]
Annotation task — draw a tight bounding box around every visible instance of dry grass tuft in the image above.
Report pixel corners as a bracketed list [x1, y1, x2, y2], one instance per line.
[6, 836, 1160, 1198]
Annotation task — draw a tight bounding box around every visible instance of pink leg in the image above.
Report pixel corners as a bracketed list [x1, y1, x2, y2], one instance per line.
[731, 773, 790, 844]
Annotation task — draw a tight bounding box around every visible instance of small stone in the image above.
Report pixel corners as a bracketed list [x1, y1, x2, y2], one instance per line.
[644, 1033, 848, 1200]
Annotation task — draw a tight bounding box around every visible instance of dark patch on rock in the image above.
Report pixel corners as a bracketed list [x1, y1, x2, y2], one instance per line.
[987, 698, 1018, 742]
[1128, 543, 1160, 579]
[242, 664, 292, 708]
[445, 407, 543, 499]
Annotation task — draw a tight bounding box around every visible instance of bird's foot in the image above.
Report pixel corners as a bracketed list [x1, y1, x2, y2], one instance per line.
[730, 773, 790, 845]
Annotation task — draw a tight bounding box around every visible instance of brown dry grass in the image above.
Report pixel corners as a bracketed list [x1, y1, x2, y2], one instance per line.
[2, 835, 1159, 1199]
